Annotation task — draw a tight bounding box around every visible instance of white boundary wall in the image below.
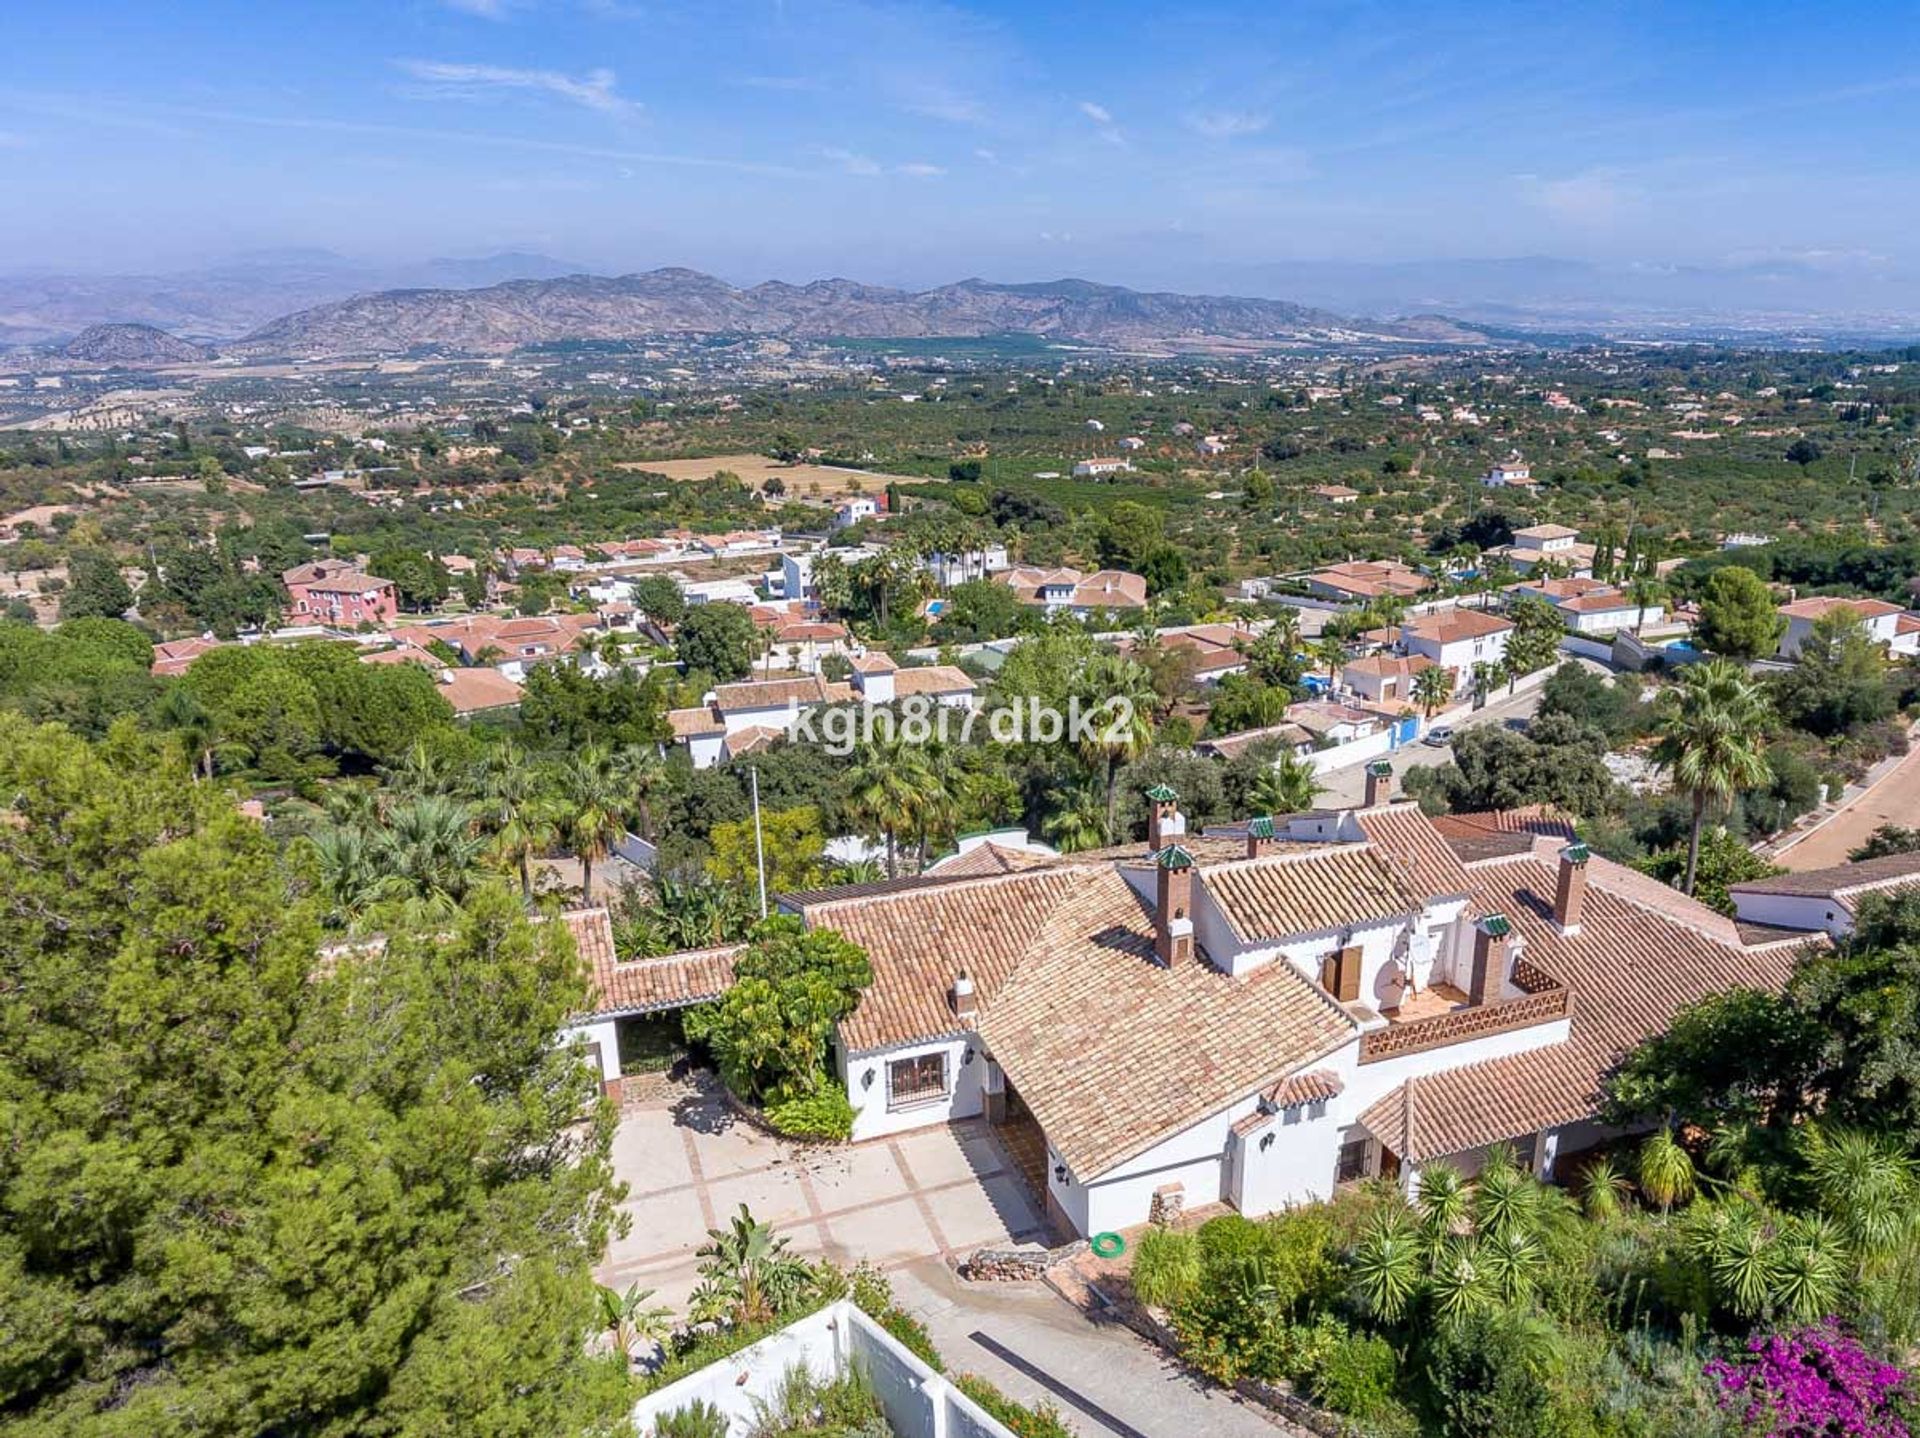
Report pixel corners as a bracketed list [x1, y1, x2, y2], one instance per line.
[632, 1301, 1018, 1438]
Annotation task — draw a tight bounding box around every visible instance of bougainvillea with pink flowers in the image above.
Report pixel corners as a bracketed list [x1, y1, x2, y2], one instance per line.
[1705, 1321, 1914, 1436]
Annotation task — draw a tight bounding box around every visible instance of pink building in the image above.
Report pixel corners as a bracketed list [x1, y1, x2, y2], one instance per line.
[282, 560, 399, 627]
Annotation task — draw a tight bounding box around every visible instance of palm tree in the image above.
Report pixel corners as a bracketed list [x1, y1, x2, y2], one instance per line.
[1248, 752, 1321, 816]
[308, 824, 381, 928]
[374, 794, 487, 921]
[844, 735, 926, 877]
[1650, 660, 1772, 895]
[558, 747, 629, 901]
[1076, 653, 1156, 840]
[1411, 664, 1454, 719]
[1043, 781, 1109, 854]
[386, 736, 457, 796]
[612, 744, 665, 841]
[1629, 576, 1664, 635]
[1310, 634, 1345, 693]
[473, 747, 555, 900]
[155, 685, 220, 780]
[910, 745, 962, 868]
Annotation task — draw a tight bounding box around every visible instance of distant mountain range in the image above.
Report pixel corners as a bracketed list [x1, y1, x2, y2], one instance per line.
[61, 323, 213, 366]
[226, 269, 1490, 359]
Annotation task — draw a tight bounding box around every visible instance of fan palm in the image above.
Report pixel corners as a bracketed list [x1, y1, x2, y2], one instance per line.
[1076, 653, 1157, 840]
[155, 685, 220, 780]
[1411, 664, 1454, 718]
[612, 743, 665, 841]
[1310, 634, 1346, 692]
[1650, 659, 1772, 895]
[558, 747, 629, 901]
[473, 747, 555, 900]
[386, 735, 458, 796]
[308, 823, 381, 928]
[843, 734, 926, 877]
[374, 794, 486, 921]
[1248, 752, 1321, 816]
[1042, 781, 1110, 855]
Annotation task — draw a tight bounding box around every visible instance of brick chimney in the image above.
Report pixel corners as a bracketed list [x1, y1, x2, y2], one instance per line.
[1145, 784, 1186, 851]
[1246, 814, 1284, 859]
[1363, 759, 1394, 808]
[1553, 842, 1590, 935]
[1469, 914, 1512, 1006]
[1153, 844, 1195, 967]
[951, 969, 978, 1023]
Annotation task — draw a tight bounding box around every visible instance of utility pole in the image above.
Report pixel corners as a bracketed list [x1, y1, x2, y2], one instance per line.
[750, 765, 768, 919]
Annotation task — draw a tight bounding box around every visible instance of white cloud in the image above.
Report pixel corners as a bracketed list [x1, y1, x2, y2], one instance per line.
[1077, 100, 1112, 124]
[441, 0, 515, 17]
[1523, 169, 1636, 226]
[395, 59, 638, 117]
[821, 146, 883, 176]
[1187, 110, 1270, 139]
[897, 161, 945, 177]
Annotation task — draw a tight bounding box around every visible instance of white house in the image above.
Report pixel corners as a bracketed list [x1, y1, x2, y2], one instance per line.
[1776, 595, 1919, 659]
[681, 576, 761, 607]
[1729, 851, 1920, 938]
[1072, 457, 1133, 478]
[1480, 451, 1537, 491]
[1511, 577, 1661, 635]
[1399, 609, 1513, 680]
[994, 566, 1148, 618]
[1492, 523, 1597, 577]
[832, 496, 879, 530]
[921, 544, 1011, 589]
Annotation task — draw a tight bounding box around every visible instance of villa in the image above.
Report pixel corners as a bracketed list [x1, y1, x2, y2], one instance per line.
[561, 787, 1807, 1238]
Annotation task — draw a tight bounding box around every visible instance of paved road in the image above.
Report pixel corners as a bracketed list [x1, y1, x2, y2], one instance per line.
[892, 1261, 1285, 1438]
[1776, 738, 1920, 871]
[1314, 671, 1579, 808]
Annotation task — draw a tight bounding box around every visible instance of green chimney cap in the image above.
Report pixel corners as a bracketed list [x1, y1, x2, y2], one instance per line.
[1366, 759, 1394, 777]
[1144, 784, 1179, 803]
[1561, 842, 1591, 865]
[1247, 815, 1275, 840]
[1154, 844, 1195, 871]
[1479, 913, 1512, 938]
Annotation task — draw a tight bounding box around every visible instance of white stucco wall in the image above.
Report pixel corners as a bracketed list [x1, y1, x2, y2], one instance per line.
[561, 1016, 623, 1084]
[1730, 889, 1846, 936]
[842, 1035, 984, 1142]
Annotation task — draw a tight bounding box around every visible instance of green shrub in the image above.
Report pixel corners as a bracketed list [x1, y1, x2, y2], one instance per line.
[1307, 1330, 1401, 1421]
[764, 1084, 855, 1140]
[1195, 1213, 1267, 1272]
[953, 1374, 1077, 1438]
[650, 1398, 727, 1438]
[1261, 1207, 1337, 1311]
[1129, 1226, 1201, 1309]
[848, 1261, 945, 1373]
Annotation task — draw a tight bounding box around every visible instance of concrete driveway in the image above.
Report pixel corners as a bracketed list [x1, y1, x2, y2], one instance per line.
[601, 1073, 1048, 1311]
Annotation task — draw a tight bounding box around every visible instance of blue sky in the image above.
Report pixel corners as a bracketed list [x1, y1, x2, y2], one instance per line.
[3, 0, 1916, 295]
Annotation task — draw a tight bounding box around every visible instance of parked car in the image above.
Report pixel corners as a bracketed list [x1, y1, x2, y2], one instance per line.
[1423, 725, 1455, 747]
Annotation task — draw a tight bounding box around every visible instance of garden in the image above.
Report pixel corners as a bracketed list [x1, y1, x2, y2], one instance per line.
[1102, 898, 1920, 1436]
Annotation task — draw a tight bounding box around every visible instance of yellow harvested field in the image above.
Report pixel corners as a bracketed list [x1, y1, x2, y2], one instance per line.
[615, 453, 938, 498]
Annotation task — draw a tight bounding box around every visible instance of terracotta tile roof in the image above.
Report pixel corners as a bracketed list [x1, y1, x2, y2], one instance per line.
[1184, 845, 1420, 942]
[890, 665, 976, 697]
[1268, 1068, 1344, 1106]
[1729, 850, 1920, 903]
[306, 569, 392, 596]
[1779, 595, 1904, 621]
[434, 667, 525, 714]
[850, 652, 899, 674]
[1356, 848, 1798, 1162]
[1355, 803, 1475, 897]
[1196, 721, 1314, 759]
[1403, 609, 1513, 644]
[563, 908, 743, 1017]
[725, 725, 787, 757]
[978, 869, 1355, 1175]
[713, 675, 830, 711]
[924, 841, 1058, 878]
[799, 869, 1081, 1051]
[1514, 523, 1579, 540]
[667, 705, 725, 738]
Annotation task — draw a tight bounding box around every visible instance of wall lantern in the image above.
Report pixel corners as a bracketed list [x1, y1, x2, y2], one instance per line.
[1053, 1164, 1068, 1186]
[962, 1046, 976, 1066]
[1260, 1132, 1276, 1153]
[862, 1069, 875, 1090]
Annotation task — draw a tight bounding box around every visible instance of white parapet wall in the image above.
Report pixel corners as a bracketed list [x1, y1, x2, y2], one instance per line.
[631, 1300, 1018, 1438]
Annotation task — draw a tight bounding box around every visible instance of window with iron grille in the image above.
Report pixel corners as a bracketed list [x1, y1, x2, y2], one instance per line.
[887, 1052, 948, 1110]
[1335, 1135, 1373, 1186]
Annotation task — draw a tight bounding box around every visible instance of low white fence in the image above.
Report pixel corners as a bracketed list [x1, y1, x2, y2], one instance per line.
[632, 1301, 1017, 1438]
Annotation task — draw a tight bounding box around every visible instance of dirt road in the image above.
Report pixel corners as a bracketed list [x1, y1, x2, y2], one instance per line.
[1776, 742, 1920, 871]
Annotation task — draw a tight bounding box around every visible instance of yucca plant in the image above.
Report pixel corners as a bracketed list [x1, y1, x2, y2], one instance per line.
[1415, 1162, 1470, 1240]
[1638, 1128, 1697, 1213]
[1578, 1157, 1632, 1222]
[1427, 1239, 1497, 1322]
[1771, 1214, 1847, 1324]
[1350, 1211, 1423, 1323]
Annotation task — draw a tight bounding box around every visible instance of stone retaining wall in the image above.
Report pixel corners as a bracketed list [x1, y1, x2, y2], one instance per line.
[959, 1239, 1088, 1281]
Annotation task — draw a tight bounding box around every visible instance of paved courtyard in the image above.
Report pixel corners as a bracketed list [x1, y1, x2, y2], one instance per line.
[601, 1074, 1049, 1311]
